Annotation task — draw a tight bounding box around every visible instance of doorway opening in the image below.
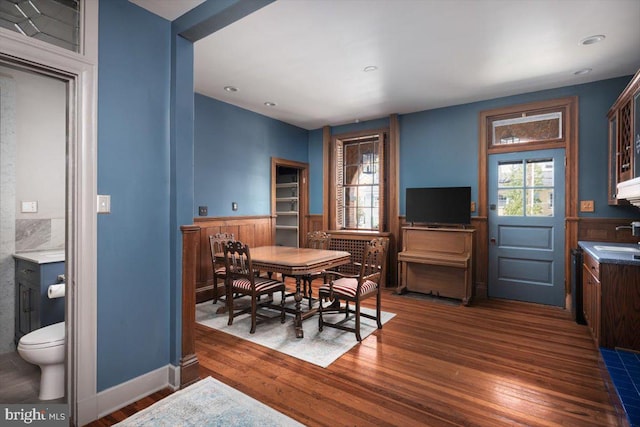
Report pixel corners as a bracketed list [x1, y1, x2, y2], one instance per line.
[271, 158, 308, 248]
[0, 63, 68, 403]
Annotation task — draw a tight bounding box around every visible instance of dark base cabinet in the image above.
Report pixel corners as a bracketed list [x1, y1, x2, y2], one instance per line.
[14, 258, 65, 344]
[582, 252, 640, 351]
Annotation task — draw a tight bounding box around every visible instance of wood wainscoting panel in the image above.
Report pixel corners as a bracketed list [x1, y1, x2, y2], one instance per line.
[307, 215, 323, 233]
[193, 216, 274, 303]
[578, 217, 640, 244]
[179, 225, 200, 387]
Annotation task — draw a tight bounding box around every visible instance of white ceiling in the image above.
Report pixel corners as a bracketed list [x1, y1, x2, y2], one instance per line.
[133, 0, 640, 130]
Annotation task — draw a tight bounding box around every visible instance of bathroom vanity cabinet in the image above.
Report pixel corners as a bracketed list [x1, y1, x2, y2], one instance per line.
[14, 254, 65, 343]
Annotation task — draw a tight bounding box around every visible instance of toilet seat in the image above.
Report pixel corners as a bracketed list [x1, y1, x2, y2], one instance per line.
[18, 322, 65, 350]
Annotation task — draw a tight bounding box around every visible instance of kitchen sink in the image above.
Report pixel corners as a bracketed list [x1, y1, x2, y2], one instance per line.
[593, 245, 640, 253]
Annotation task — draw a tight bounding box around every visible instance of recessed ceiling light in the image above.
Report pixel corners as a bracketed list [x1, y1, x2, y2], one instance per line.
[574, 68, 593, 76]
[363, 65, 378, 72]
[264, 101, 277, 107]
[580, 35, 605, 45]
[223, 86, 238, 92]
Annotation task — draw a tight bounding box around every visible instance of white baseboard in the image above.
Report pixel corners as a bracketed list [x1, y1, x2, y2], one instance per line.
[83, 364, 179, 422]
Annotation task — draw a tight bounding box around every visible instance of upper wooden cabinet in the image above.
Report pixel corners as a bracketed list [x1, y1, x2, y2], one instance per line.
[608, 69, 640, 205]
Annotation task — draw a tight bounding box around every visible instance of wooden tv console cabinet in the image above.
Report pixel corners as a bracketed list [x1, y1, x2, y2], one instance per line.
[397, 227, 474, 305]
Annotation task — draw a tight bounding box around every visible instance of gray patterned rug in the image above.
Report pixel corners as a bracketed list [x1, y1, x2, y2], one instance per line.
[196, 295, 395, 368]
[114, 376, 302, 427]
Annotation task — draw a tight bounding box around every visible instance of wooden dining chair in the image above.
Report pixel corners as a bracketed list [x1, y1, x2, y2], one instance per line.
[223, 240, 286, 334]
[209, 232, 235, 304]
[317, 237, 389, 341]
[284, 231, 332, 308]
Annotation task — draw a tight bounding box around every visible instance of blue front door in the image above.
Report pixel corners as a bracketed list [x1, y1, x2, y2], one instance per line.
[488, 149, 565, 306]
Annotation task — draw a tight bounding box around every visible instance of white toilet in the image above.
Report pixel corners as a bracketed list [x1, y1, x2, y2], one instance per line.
[17, 322, 66, 400]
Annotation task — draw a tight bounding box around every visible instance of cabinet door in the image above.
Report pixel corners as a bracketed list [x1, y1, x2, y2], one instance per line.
[607, 112, 623, 204]
[634, 91, 640, 177]
[593, 277, 601, 343]
[582, 264, 591, 326]
[618, 100, 633, 182]
[16, 281, 39, 337]
[582, 263, 601, 344]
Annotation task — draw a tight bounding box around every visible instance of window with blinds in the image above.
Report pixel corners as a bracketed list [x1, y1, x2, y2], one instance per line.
[333, 132, 385, 231]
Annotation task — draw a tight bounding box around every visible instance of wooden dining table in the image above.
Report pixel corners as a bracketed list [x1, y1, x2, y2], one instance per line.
[248, 246, 351, 338]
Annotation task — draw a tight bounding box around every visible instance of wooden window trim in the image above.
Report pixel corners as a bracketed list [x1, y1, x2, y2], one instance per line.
[328, 128, 388, 232]
[487, 103, 568, 154]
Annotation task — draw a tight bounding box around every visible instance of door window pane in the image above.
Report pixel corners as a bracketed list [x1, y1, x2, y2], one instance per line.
[526, 159, 554, 187]
[497, 158, 554, 217]
[498, 162, 524, 187]
[498, 189, 524, 216]
[526, 189, 554, 216]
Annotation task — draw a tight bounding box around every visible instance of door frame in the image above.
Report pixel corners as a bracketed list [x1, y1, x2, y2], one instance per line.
[478, 97, 579, 306]
[271, 157, 309, 247]
[0, 4, 99, 424]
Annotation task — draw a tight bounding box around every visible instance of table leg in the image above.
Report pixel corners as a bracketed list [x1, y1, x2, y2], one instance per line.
[294, 276, 304, 338]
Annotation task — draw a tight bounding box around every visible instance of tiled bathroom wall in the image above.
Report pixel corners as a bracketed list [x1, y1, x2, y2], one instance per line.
[15, 218, 65, 252]
[0, 75, 17, 354]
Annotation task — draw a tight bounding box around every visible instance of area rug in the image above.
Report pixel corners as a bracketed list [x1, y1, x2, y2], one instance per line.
[114, 376, 303, 427]
[196, 295, 395, 368]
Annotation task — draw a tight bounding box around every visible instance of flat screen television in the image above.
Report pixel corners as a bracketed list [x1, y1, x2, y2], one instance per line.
[406, 186, 471, 226]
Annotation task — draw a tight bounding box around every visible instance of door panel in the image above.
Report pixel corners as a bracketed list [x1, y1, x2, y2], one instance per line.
[489, 149, 565, 306]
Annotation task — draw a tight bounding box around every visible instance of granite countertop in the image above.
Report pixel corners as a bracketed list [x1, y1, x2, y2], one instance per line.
[578, 241, 640, 266]
[13, 250, 65, 264]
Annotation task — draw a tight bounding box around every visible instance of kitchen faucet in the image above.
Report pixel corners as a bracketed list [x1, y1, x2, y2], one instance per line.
[615, 221, 640, 247]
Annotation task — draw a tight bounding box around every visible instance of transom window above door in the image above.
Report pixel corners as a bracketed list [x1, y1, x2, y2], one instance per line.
[497, 158, 554, 217]
[0, 0, 80, 52]
[487, 106, 567, 154]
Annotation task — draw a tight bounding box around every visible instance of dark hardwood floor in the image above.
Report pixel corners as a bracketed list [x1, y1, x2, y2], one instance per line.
[86, 288, 627, 426]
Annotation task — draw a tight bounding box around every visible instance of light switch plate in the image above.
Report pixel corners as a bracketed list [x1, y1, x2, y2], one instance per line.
[97, 195, 111, 214]
[580, 200, 594, 212]
[21, 201, 37, 213]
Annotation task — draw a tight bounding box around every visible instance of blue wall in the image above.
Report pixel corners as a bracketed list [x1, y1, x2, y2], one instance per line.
[399, 77, 639, 218]
[307, 76, 639, 220]
[194, 94, 308, 217]
[97, 0, 172, 390]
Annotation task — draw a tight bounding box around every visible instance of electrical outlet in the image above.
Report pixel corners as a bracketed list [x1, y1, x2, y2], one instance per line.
[470, 201, 476, 212]
[232, 202, 238, 211]
[198, 206, 208, 216]
[580, 200, 595, 212]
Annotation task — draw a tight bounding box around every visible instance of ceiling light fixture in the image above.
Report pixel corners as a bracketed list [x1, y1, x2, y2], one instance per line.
[264, 101, 277, 107]
[223, 86, 238, 92]
[363, 65, 378, 72]
[580, 34, 605, 45]
[573, 68, 593, 76]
